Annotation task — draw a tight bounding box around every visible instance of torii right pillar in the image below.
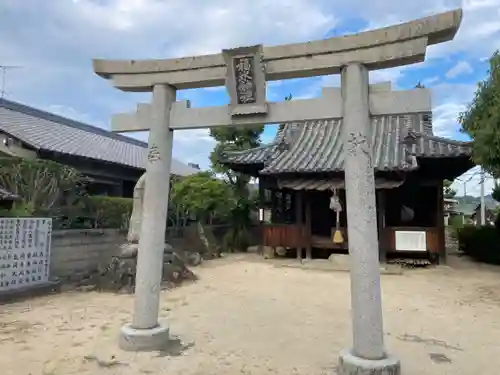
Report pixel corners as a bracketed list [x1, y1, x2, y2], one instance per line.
[339, 63, 400, 374]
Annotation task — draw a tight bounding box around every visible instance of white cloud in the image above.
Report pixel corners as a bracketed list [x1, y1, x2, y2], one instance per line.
[299, 65, 410, 101]
[446, 61, 474, 79]
[422, 76, 440, 86]
[433, 102, 467, 137]
[0, 0, 337, 168]
[369, 67, 409, 87]
[340, 0, 500, 60]
[1, 0, 499, 169]
[430, 83, 477, 137]
[45, 104, 106, 128]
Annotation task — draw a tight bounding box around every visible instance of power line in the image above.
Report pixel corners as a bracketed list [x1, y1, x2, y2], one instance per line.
[0, 64, 23, 99]
[455, 169, 495, 184]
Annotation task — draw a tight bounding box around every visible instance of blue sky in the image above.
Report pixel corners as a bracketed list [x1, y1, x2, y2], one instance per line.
[1, 0, 500, 196]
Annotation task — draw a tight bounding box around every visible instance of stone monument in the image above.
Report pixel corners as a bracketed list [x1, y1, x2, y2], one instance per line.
[119, 172, 173, 258]
[93, 9, 462, 374]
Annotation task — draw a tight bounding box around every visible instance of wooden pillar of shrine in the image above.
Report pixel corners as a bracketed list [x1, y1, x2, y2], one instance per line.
[295, 190, 304, 260]
[258, 183, 265, 255]
[271, 190, 278, 223]
[305, 192, 312, 260]
[436, 181, 446, 264]
[280, 190, 287, 222]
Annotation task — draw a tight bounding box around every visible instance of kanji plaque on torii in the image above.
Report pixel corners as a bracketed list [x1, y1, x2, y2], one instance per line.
[222, 45, 267, 116]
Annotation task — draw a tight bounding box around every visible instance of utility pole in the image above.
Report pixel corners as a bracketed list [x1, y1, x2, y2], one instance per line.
[463, 181, 467, 197]
[480, 167, 486, 225]
[0, 65, 22, 99]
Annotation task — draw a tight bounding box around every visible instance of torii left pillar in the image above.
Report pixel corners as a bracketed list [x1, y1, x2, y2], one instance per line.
[119, 84, 176, 351]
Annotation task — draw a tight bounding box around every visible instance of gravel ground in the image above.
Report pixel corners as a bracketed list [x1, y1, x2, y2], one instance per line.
[1, 253, 499, 375]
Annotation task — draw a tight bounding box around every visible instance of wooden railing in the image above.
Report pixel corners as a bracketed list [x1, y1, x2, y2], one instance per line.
[261, 224, 306, 248]
[261, 224, 441, 253]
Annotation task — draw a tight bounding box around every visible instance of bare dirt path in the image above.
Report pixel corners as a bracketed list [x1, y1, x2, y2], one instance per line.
[1, 254, 500, 375]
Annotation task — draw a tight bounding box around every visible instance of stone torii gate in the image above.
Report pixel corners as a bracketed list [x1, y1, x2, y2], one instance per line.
[93, 9, 462, 374]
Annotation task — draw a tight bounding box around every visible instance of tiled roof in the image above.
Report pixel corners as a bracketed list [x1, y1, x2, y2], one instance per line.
[452, 203, 477, 216]
[0, 99, 198, 176]
[221, 113, 472, 175]
[219, 123, 300, 165]
[276, 178, 404, 190]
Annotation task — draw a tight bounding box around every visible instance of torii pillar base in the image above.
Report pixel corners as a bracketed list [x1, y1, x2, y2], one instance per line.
[338, 350, 400, 375]
[118, 323, 170, 352]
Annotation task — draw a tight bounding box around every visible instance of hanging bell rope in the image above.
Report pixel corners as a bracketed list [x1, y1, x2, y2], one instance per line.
[329, 188, 344, 244]
[329, 188, 343, 212]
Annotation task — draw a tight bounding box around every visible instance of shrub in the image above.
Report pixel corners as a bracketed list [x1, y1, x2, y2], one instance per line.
[448, 215, 464, 239]
[1, 195, 133, 229]
[456, 225, 476, 251]
[222, 226, 251, 252]
[41, 196, 133, 230]
[0, 157, 84, 211]
[0, 202, 35, 218]
[457, 225, 500, 265]
[83, 196, 133, 229]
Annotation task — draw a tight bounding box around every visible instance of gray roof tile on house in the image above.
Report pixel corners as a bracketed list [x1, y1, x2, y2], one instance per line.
[219, 123, 302, 165]
[0, 99, 198, 176]
[221, 113, 472, 175]
[220, 143, 280, 165]
[452, 202, 477, 216]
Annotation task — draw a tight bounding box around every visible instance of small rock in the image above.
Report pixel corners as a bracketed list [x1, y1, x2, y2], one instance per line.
[262, 246, 275, 259]
[429, 353, 452, 364]
[246, 245, 259, 253]
[76, 285, 97, 293]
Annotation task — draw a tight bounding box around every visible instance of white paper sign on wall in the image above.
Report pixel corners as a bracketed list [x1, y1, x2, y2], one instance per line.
[0, 218, 52, 292]
[394, 230, 427, 252]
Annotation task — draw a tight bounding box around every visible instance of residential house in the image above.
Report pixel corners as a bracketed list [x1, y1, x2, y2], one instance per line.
[0, 99, 198, 197]
[448, 202, 477, 225]
[471, 200, 499, 225]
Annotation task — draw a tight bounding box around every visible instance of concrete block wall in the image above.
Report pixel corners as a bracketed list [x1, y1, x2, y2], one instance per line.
[48, 224, 257, 282]
[50, 229, 126, 281]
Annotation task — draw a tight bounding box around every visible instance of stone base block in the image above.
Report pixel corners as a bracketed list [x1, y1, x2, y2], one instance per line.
[118, 323, 170, 352]
[338, 349, 400, 375]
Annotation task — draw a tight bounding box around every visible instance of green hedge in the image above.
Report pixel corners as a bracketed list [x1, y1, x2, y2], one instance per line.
[457, 225, 500, 265]
[82, 196, 133, 229]
[3, 195, 133, 230]
[448, 215, 464, 240]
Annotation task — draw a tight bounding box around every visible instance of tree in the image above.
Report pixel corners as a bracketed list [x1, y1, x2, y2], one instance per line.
[170, 171, 234, 222]
[492, 182, 500, 203]
[459, 51, 500, 177]
[209, 123, 264, 250]
[0, 157, 84, 215]
[443, 179, 457, 199]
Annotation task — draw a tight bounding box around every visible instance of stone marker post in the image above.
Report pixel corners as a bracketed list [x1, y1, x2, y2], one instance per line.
[339, 64, 400, 374]
[118, 84, 176, 351]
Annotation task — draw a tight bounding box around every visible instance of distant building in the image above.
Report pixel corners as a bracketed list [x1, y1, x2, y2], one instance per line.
[0, 99, 198, 197]
[471, 201, 499, 225]
[447, 202, 477, 225]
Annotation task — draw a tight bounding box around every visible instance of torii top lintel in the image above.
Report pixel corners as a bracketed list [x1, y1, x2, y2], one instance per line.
[92, 9, 462, 92]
